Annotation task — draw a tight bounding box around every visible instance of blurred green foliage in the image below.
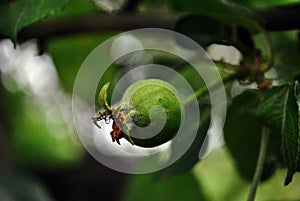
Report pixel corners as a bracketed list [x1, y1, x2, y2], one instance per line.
[123, 172, 206, 201]
[0, 0, 70, 40]
[230, 0, 299, 8]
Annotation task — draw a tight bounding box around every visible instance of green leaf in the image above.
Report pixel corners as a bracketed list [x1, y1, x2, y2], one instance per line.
[252, 85, 290, 129]
[271, 32, 300, 82]
[98, 82, 111, 111]
[0, 0, 70, 40]
[229, 0, 299, 9]
[282, 82, 300, 185]
[224, 90, 280, 181]
[224, 90, 262, 180]
[253, 82, 300, 185]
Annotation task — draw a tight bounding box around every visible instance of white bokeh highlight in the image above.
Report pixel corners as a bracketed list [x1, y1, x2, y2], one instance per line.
[0, 39, 79, 143]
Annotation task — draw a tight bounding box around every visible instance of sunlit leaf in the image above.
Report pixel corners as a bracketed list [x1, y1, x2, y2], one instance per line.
[0, 0, 70, 40]
[98, 82, 111, 111]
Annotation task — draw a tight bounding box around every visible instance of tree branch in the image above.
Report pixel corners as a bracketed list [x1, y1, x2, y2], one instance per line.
[2, 4, 300, 42]
[255, 4, 300, 31]
[119, 0, 141, 13]
[16, 12, 180, 42]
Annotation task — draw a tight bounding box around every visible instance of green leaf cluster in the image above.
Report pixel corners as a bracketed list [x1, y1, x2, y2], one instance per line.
[252, 82, 300, 185]
[225, 82, 300, 186]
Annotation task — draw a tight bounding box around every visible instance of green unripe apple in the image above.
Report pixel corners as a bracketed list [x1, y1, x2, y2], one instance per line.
[93, 79, 183, 148]
[114, 79, 183, 147]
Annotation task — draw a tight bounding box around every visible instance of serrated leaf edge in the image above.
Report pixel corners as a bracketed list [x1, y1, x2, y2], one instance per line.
[283, 82, 300, 185]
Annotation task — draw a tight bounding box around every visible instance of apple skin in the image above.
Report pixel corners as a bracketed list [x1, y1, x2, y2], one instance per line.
[114, 79, 183, 148]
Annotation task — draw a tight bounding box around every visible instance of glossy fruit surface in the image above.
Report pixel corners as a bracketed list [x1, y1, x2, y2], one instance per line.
[114, 79, 183, 147]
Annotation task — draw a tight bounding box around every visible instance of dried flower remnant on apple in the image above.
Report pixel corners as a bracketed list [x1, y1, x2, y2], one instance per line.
[92, 79, 183, 148]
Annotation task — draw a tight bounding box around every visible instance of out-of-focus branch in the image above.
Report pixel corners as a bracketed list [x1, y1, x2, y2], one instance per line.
[16, 12, 180, 42]
[119, 0, 141, 13]
[2, 4, 300, 42]
[255, 4, 300, 31]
